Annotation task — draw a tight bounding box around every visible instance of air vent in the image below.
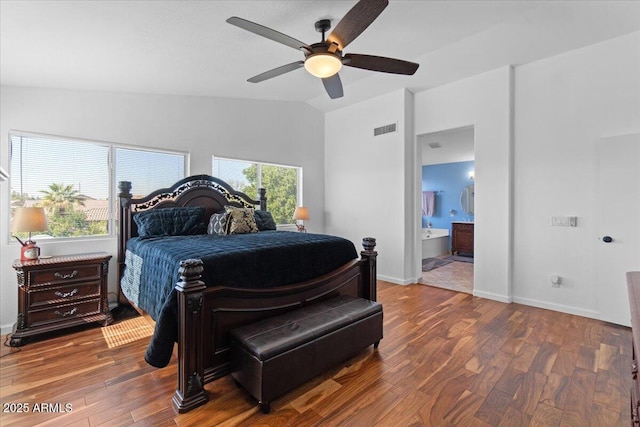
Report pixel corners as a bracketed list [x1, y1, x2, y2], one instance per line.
[428, 142, 441, 149]
[373, 123, 397, 136]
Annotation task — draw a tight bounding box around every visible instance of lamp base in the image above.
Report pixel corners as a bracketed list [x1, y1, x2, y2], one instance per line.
[20, 241, 40, 262]
[295, 224, 307, 233]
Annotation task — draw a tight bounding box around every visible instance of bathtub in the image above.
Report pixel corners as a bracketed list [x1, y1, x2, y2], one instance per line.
[421, 228, 450, 258]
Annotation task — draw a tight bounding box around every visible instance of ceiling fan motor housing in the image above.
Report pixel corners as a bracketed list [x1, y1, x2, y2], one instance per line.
[305, 42, 342, 58]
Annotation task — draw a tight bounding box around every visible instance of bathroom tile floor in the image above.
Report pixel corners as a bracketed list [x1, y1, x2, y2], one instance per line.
[420, 256, 473, 294]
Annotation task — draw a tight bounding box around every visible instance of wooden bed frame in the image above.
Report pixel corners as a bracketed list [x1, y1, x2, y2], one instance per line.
[117, 175, 378, 413]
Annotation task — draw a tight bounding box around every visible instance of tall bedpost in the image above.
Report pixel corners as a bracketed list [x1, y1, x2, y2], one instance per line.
[117, 181, 132, 305]
[258, 187, 267, 210]
[360, 237, 378, 301]
[173, 259, 209, 413]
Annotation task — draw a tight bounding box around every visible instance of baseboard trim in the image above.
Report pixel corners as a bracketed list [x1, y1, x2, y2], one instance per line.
[473, 289, 512, 303]
[512, 296, 600, 320]
[1, 322, 16, 337]
[377, 274, 416, 285]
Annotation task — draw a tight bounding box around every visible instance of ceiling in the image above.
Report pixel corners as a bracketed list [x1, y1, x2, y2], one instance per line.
[419, 126, 475, 165]
[2, 1, 639, 112]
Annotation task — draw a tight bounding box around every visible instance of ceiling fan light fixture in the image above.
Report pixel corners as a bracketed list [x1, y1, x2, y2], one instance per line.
[304, 53, 342, 78]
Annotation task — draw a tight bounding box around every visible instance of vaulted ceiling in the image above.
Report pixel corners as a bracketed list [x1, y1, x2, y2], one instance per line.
[2, 1, 639, 112]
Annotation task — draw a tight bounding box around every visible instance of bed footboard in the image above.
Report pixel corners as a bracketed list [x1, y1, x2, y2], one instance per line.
[171, 237, 378, 413]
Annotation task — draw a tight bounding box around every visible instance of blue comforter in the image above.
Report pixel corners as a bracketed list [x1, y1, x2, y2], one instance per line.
[120, 230, 358, 367]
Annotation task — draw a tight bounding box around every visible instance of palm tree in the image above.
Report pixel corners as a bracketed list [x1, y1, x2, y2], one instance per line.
[40, 183, 85, 216]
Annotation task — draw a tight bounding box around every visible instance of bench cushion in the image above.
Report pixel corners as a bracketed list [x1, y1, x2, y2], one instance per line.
[230, 295, 382, 361]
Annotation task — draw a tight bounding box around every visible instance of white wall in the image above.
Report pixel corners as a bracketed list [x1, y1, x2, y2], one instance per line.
[413, 32, 639, 320]
[512, 32, 640, 319]
[324, 89, 417, 284]
[325, 71, 514, 296]
[415, 67, 514, 302]
[0, 87, 325, 333]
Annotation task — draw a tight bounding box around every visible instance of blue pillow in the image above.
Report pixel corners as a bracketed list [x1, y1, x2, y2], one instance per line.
[254, 210, 277, 231]
[134, 206, 206, 237]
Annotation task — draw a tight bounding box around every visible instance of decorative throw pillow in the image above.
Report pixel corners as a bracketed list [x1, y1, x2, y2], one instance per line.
[224, 206, 258, 234]
[253, 210, 277, 231]
[207, 212, 229, 235]
[134, 206, 206, 237]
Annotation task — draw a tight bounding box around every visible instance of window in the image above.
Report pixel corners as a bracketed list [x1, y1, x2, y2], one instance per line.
[9, 132, 186, 240]
[212, 157, 300, 225]
[114, 147, 186, 197]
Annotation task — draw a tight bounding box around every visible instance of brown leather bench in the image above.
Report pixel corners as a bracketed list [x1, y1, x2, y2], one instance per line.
[229, 295, 383, 413]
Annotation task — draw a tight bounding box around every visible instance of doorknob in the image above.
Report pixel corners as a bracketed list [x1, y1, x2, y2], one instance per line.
[601, 236, 613, 243]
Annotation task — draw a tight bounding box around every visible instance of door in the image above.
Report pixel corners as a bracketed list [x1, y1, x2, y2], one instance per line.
[597, 133, 640, 326]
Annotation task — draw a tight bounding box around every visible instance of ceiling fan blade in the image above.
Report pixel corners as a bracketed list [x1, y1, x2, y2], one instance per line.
[344, 53, 419, 75]
[227, 17, 310, 51]
[322, 73, 344, 99]
[247, 61, 304, 83]
[327, 0, 388, 51]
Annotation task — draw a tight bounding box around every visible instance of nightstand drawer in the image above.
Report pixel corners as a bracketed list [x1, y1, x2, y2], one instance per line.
[28, 299, 101, 327]
[28, 281, 101, 308]
[28, 264, 101, 286]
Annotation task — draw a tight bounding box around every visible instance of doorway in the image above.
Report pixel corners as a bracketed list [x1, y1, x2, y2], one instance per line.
[417, 125, 475, 294]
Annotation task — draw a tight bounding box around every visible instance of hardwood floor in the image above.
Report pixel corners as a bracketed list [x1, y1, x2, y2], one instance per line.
[0, 281, 631, 426]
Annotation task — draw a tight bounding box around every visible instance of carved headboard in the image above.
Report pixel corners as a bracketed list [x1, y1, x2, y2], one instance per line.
[117, 174, 267, 280]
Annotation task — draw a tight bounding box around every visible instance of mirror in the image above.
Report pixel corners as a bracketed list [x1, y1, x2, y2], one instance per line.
[460, 184, 474, 216]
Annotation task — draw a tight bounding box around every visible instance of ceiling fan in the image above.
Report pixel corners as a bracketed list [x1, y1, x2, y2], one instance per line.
[226, 0, 419, 99]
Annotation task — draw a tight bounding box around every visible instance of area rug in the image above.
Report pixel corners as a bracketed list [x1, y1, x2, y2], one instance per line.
[446, 255, 474, 263]
[422, 258, 453, 272]
[101, 315, 154, 349]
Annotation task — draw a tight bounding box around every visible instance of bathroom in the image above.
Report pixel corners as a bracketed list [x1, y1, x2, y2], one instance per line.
[419, 126, 475, 261]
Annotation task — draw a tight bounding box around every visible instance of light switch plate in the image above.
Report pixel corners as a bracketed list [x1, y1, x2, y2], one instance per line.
[552, 216, 578, 227]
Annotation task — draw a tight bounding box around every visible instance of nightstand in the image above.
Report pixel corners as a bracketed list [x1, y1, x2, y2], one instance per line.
[10, 252, 113, 347]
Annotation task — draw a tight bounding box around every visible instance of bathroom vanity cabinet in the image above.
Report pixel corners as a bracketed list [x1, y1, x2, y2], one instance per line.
[451, 222, 474, 256]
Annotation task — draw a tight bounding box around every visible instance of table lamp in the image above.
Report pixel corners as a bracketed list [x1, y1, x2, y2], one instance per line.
[292, 207, 309, 232]
[11, 207, 48, 261]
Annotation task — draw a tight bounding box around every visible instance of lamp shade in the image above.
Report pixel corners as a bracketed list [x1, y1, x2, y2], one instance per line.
[11, 207, 48, 233]
[292, 207, 310, 221]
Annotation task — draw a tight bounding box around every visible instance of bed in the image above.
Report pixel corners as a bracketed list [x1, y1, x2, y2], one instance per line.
[117, 174, 378, 412]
